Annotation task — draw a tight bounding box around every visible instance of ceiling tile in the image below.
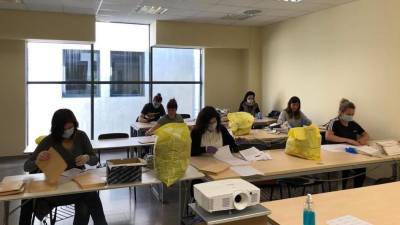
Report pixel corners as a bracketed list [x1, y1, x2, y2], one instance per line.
[216, 0, 264, 7]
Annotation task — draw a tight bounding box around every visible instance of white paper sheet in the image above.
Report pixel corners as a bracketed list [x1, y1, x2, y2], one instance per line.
[214, 145, 250, 166]
[138, 136, 156, 144]
[326, 215, 373, 225]
[239, 147, 272, 161]
[230, 166, 263, 177]
[321, 144, 350, 152]
[61, 168, 83, 178]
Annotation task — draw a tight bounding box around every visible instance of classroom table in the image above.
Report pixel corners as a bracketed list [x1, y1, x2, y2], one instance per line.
[262, 181, 400, 225]
[233, 129, 287, 142]
[24, 136, 156, 156]
[191, 149, 400, 182]
[130, 119, 196, 136]
[0, 166, 204, 225]
[130, 117, 277, 137]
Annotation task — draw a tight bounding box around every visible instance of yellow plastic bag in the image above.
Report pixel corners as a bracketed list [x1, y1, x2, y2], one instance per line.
[154, 123, 191, 187]
[228, 112, 255, 136]
[285, 125, 321, 160]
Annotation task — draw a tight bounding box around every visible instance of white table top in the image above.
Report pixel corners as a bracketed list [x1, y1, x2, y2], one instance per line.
[263, 181, 400, 225]
[191, 149, 400, 181]
[24, 136, 156, 154]
[0, 165, 204, 202]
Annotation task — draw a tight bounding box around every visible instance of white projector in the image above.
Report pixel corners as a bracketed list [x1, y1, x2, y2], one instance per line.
[194, 179, 260, 213]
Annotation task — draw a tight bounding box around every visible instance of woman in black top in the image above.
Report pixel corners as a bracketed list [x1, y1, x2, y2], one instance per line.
[325, 99, 369, 189]
[191, 106, 237, 156]
[138, 93, 166, 123]
[238, 91, 260, 116]
[20, 109, 108, 225]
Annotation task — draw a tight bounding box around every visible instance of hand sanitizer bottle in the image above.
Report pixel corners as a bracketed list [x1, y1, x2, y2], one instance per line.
[303, 194, 315, 225]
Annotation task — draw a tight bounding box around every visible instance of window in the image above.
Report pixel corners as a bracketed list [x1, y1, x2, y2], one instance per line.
[110, 51, 145, 97]
[62, 49, 100, 97]
[151, 47, 202, 117]
[27, 22, 202, 144]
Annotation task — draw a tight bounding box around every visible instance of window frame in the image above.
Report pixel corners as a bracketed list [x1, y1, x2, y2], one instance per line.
[26, 23, 203, 142]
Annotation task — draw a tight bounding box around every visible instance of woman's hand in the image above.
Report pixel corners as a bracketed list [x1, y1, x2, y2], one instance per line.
[206, 146, 218, 154]
[37, 151, 50, 162]
[347, 139, 361, 146]
[75, 154, 90, 166]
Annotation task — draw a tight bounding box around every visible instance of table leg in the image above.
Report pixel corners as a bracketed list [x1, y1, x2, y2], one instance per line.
[392, 161, 400, 181]
[2, 201, 10, 225]
[178, 180, 192, 223]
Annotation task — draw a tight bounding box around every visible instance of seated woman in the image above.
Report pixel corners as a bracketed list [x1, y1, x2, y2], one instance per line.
[145, 98, 184, 135]
[138, 93, 166, 123]
[20, 109, 108, 225]
[277, 96, 312, 128]
[325, 98, 369, 189]
[238, 91, 260, 116]
[191, 106, 237, 156]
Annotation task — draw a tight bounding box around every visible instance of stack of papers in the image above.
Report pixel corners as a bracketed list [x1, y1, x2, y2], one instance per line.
[376, 140, 400, 156]
[327, 215, 373, 225]
[230, 166, 263, 177]
[214, 146, 249, 166]
[356, 146, 382, 157]
[0, 180, 24, 196]
[239, 147, 272, 161]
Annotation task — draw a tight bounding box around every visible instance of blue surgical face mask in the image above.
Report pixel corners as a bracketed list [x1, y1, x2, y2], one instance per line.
[341, 115, 353, 122]
[153, 102, 161, 109]
[62, 127, 75, 139]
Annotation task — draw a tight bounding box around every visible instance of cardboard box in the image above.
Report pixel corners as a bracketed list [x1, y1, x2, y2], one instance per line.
[106, 158, 145, 184]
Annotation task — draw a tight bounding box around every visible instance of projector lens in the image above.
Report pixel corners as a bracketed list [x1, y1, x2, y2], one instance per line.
[234, 195, 242, 203]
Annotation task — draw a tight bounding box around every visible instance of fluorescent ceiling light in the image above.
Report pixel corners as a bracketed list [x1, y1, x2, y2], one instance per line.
[279, 0, 303, 3]
[135, 5, 168, 15]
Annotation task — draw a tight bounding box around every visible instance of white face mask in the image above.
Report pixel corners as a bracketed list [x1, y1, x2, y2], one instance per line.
[153, 102, 161, 109]
[208, 122, 217, 132]
[247, 99, 254, 105]
[62, 127, 75, 139]
[341, 115, 353, 122]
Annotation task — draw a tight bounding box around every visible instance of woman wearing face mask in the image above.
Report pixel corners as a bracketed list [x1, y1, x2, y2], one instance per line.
[325, 99, 369, 189]
[277, 96, 312, 128]
[20, 109, 108, 225]
[145, 98, 184, 136]
[138, 93, 166, 123]
[191, 106, 237, 156]
[238, 91, 260, 116]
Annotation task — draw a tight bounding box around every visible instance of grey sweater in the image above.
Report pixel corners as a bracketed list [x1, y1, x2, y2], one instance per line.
[24, 130, 98, 173]
[277, 110, 312, 128]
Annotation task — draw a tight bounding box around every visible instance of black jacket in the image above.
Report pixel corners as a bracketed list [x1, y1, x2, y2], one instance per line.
[190, 126, 238, 156]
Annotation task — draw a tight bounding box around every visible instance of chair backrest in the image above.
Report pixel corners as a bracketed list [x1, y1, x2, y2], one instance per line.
[180, 114, 191, 119]
[98, 133, 129, 140]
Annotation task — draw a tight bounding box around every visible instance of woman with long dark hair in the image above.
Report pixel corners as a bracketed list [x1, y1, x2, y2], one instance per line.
[21, 109, 108, 225]
[326, 98, 369, 189]
[238, 91, 260, 116]
[277, 96, 312, 128]
[191, 106, 237, 156]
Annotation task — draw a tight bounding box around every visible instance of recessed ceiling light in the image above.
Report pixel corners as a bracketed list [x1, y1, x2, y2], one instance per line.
[135, 5, 168, 15]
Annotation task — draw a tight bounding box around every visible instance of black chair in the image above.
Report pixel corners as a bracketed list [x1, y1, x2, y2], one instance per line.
[180, 114, 191, 119]
[97, 133, 130, 163]
[277, 176, 326, 198]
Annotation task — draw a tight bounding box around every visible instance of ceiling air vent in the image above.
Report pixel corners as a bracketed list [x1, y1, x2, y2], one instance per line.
[221, 9, 262, 21]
